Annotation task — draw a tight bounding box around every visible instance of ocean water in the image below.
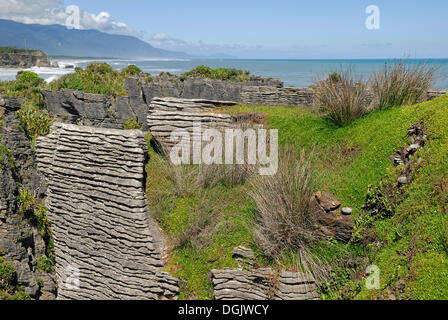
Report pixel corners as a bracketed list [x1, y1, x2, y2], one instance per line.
[1, 58, 448, 89]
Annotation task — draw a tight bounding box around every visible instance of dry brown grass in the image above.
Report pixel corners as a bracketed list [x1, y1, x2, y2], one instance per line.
[313, 71, 372, 127]
[248, 148, 333, 281]
[370, 62, 435, 110]
[249, 149, 315, 258]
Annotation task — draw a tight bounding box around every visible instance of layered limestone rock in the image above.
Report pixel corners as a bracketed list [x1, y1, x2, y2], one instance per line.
[147, 98, 236, 156]
[0, 96, 56, 299]
[149, 97, 236, 113]
[42, 78, 149, 131]
[240, 86, 315, 106]
[427, 90, 448, 101]
[211, 267, 319, 300]
[211, 246, 319, 301]
[35, 123, 178, 300]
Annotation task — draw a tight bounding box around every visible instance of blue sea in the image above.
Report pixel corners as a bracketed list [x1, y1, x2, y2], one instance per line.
[1, 58, 448, 89]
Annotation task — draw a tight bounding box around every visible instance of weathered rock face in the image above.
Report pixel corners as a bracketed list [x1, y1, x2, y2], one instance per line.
[427, 90, 448, 101]
[42, 78, 150, 131]
[241, 86, 315, 106]
[309, 191, 354, 242]
[141, 77, 315, 107]
[211, 247, 319, 300]
[0, 48, 53, 68]
[35, 123, 178, 300]
[0, 96, 56, 299]
[147, 98, 237, 156]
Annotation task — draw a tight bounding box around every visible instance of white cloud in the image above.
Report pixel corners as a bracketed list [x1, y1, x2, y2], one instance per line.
[0, 0, 135, 36]
[149, 32, 263, 54]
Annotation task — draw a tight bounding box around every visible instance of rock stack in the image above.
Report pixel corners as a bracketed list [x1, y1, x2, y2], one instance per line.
[147, 98, 237, 156]
[35, 123, 178, 300]
[211, 247, 319, 300]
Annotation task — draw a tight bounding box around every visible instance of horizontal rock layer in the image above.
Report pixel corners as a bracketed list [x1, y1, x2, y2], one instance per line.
[210, 269, 319, 301]
[35, 123, 178, 300]
[147, 98, 236, 156]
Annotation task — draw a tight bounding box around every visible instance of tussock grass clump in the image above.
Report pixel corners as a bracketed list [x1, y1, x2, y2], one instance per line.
[370, 62, 435, 110]
[196, 164, 252, 189]
[314, 63, 436, 127]
[313, 71, 372, 127]
[249, 149, 316, 257]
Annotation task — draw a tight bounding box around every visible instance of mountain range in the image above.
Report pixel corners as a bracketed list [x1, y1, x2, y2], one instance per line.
[0, 19, 188, 59]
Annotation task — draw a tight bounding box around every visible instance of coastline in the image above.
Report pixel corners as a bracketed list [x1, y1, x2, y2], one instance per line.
[1, 58, 448, 89]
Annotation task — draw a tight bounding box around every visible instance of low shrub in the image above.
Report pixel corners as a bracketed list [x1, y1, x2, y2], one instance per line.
[182, 66, 251, 82]
[0, 71, 46, 106]
[49, 62, 127, 99]
[17, 186, 51, 238]
[121, 64, 142, 76]
[16, 99, 53, 146]
[0, 257, 16, 291]
[123, 118, 142, 130]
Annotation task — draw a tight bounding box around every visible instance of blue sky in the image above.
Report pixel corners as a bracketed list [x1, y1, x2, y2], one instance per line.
[4, 0, 448, 58]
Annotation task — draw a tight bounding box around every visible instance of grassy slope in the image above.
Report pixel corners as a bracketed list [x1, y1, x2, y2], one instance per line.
[146, 94, 448, 300]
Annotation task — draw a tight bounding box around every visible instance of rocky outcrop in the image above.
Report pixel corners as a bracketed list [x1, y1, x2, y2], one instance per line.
[309, 191, 354, 242]
[427, 90, 448, 101]
[0, 48, 53, 68]
[147, 98, 237, 156]
[42, 76, 447, 133]
[150, 97, 237, 113]
[35, 123, 178, 300]
[0, 95, 56, 299]
[211, 247, 319, 300]
[42, 78, 149, 131]
[241, 86, 315, 106]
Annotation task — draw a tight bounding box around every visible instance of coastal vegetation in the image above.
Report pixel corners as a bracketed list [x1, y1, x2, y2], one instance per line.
[314, 63, 435, 126]
[181, 65, 252, 82]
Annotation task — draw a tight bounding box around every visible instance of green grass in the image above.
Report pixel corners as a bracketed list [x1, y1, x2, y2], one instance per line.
[148, 94, 448, 300]
[145, 144, 258, 299]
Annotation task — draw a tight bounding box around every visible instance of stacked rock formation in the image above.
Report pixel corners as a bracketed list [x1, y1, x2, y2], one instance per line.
[42, 78, 149, 131]
[427, 90, 448, 101]
[147, 97, 237, 156]
[0, 96, 56, 299]
[240, 86, 315, 106]
[35, 123, 178, 300]
[210, 247, 319, 300]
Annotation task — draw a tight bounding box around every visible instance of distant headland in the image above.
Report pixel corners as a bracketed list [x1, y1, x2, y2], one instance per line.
[0, 47, 58, 68]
